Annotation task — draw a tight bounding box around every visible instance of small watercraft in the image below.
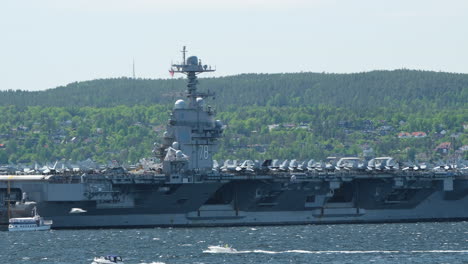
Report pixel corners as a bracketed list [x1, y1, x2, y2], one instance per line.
[204, 245, 238, 253]
[92, 255, 124, 264]
[8, 207, 52, 232]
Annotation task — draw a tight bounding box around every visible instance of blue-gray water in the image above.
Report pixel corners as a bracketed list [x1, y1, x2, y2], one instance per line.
[2, 222, 468, 264]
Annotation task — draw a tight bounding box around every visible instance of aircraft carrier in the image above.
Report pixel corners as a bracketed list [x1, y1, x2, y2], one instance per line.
[1, 47, 468, 229]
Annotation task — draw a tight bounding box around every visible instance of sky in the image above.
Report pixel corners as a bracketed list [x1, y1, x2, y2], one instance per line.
[1, 0, 467, 91]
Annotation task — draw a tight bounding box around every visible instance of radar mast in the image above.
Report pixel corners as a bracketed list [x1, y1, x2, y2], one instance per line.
[170, 46, 215, 107]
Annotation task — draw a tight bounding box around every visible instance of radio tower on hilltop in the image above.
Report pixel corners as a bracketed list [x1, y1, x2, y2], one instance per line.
[132, 59, 136, 79]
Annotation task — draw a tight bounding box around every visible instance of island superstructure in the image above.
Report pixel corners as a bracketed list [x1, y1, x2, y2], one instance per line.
[1, 47, 468, 229]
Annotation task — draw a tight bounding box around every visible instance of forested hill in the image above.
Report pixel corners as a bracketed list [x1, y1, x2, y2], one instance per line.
[1, 70, 467, 111]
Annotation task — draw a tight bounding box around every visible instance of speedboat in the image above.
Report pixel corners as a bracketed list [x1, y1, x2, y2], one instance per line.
[92, 255, 124, 264]
[8, 207, 52, 232]
[204, 245, 238, 253]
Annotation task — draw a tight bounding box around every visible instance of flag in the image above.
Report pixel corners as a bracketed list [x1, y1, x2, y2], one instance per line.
[169, 70, 174, 77]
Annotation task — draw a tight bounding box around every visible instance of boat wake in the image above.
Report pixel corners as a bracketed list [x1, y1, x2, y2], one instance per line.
[203, 246, 468, 255]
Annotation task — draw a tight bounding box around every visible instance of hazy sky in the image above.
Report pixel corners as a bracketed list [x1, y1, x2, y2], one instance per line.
[1, 0, 467, 91]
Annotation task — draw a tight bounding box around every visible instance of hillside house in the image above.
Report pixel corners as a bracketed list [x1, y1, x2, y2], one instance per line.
[283, 123, 296, 129]
[298, 123, 310, 130]
[268, 124, 280, 131]
[435, 142, 451, 154]
[398, 132, 411, 138]
[411, 132, 427, 138]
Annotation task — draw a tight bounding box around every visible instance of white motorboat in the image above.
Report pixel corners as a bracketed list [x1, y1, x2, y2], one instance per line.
[204, 245, 238, 253]
[92, 255, 124, 264]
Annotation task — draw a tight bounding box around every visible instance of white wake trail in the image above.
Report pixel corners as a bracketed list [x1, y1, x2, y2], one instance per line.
[204, 246, 468, 255]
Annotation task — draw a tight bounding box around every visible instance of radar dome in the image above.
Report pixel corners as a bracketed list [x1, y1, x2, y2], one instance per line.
[174, 99, 186, 109]
[187, 56, 198, 65]
[196, 97, 204, 106]
[176, 150, 184, 159]
[172, 142, 180, 150]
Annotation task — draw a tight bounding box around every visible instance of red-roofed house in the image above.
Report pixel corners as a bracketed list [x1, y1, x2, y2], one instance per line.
[411, 132, 427, 138]
[398, 132, 411, 138]
[435, 142, 451, 154]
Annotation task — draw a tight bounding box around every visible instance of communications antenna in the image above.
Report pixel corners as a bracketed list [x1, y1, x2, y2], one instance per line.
[169, 46, 215, 107]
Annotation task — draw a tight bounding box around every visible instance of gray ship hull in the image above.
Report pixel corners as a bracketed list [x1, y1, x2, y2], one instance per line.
[41, 189, 468, 229]
[2, 172, 467, 229]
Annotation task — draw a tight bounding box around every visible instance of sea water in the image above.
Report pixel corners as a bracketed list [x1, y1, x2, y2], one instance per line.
[2, 222, 468, 264]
